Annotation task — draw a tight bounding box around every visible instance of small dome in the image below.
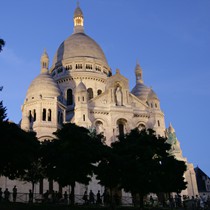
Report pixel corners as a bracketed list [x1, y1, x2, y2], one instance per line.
[26, 72, 60, 101]
[147, 89, 159, 100]
[131, 82, 151, 101]
[76, 81, 86, 92]
[52, 33, 108, 67]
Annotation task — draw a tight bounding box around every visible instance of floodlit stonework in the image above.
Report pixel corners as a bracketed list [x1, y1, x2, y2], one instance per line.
[166, 124, 198, 197]
[0, 4, 198, 198]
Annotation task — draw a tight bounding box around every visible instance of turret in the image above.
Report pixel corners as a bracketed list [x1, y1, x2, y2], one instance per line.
[75, 80, 87, 104]
[74, 80, 91, 127]
[135, 62, 143, 84]
[40, 49, 49, 73]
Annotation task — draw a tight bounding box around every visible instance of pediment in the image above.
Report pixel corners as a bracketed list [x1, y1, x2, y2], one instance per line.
[105, 69, 129, 90]
[88, 90, 110, 107]
[129, 93, 148, 109]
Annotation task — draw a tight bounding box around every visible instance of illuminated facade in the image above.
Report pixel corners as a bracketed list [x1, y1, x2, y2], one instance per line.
[1, 4, 198, 198]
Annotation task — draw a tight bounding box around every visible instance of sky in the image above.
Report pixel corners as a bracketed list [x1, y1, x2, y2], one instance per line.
[1, 0, 210, 176]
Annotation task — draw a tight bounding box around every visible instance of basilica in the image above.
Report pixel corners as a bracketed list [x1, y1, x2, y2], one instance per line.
[1, 4, 198, 198]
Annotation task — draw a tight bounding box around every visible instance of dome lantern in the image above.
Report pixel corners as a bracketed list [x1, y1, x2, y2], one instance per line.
[73, 2, 84, 33]
[131, 62, 151, 101]
[135, 62, 143, 84]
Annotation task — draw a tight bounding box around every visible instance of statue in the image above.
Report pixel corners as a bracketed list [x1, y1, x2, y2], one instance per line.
[115, 86, 123, 106]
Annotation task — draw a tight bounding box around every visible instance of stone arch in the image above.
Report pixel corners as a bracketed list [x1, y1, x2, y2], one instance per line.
[95, 120, 104, 135]
[87, 88, 93, 100]
[97, 89, 102, 95]
[137, 122, 146, 131]
[116, 118, 127, 137]
[66, 88, 73, 105]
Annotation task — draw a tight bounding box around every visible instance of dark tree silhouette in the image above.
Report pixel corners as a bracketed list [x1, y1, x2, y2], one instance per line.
[0, 87, 7, 122]
[0, 38, 5, 52]
[21, 150, 44, 194]
[0, 123, 40, 179]
[95, 145, 122, 201]
[96, 128, 187, 209]
[42, 123, 104, 205]
[0, 87, 40, 180]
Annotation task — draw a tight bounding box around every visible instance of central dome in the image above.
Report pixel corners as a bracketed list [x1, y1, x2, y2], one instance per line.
[52, 32, 108, 66]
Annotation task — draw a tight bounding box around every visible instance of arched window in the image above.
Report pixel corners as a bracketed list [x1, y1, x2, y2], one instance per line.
[29, 110, 32, 123]
[87, 88, 93, 100]
[48, 109, 52, 121]
[58, 110, 63, 123]
[76, 64, 82, 69]
[60, 113, 63, 123]
[117, 119, 127, 137]
[42, 109, 46, 121]
[138, 123, 146, 131]
[97, 89, 102, 95]
[95, 120, 104, 135]
[57, 111, 60, 123]
[67, 89, 73, 105]
[33, 109, 36, 122]
[86, 64, 92, 69]
[118, 123, 124, 137]
[158, 120, 160, 127]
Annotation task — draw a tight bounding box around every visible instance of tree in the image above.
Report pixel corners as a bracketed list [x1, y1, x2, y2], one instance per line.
[0, 122, 40, 179]
[95, 145, 122, 200]
[42, 123, 104, 204]
[119, 128, 187, 207]
[0, 38, 5, 52]
[0, 87, 7, 122]
[96, 128, 187, 209]
[0, 87, 40, 181]
[21, 143, 44, 194]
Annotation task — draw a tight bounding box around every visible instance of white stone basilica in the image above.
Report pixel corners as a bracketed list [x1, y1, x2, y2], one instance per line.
[21, 5, 166, 145]
[1, 4, 198, 198]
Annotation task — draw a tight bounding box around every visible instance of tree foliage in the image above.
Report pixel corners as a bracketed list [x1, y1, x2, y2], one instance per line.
[21, 150, 44, 193]
[0, 87, 7, 122]
[95, 145, 122, 192]
[0, 122, 40, 179]
[95, 128, 187, 208]
[0, 87, 40, 179]
[117, 128, 186, 193]
[41, 123, 105, 204]
[0, 38, 5, 52]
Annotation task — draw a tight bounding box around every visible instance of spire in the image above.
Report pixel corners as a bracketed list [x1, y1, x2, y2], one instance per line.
[77, 1, 79, 7]
[168, 123, 175, 133]
[76, 80, 87, 92]
[40, 49, 49, 74]
[73, 2, 84, 33]
[135, 61, 143, 84]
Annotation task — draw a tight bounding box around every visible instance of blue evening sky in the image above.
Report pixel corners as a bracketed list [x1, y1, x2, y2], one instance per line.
[1, 1, 210, 176]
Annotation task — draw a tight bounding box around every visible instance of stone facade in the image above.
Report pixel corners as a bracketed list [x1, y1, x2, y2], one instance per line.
[166, 124, 198, 197]
[0, 4, 198, 198]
